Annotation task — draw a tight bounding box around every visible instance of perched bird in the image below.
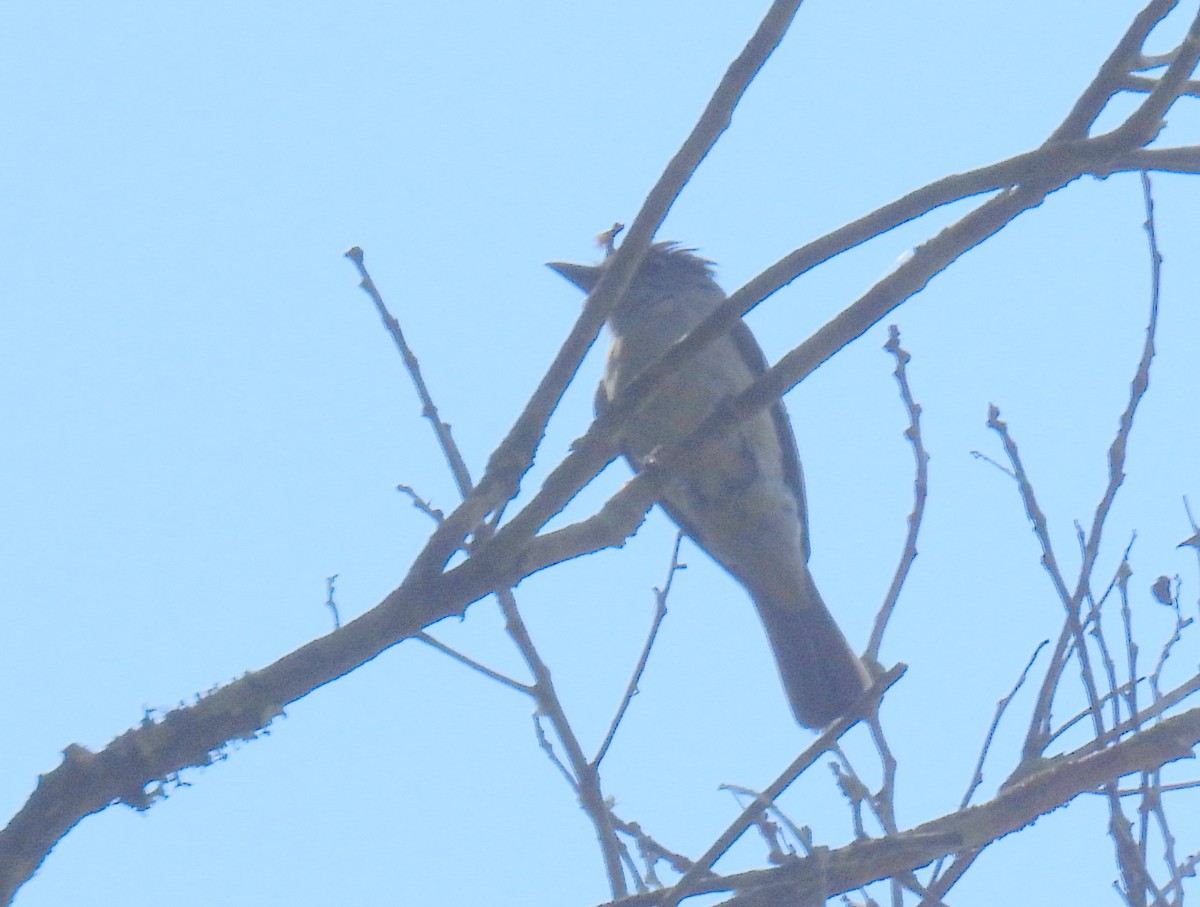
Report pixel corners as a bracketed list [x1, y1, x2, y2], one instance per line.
[549, 242, 871, 728]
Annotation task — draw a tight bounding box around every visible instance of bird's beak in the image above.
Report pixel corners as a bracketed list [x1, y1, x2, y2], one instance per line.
[546, 260, 602, 294]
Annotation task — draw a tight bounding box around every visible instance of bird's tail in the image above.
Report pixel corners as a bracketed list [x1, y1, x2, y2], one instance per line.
[752, 575, 872, 729]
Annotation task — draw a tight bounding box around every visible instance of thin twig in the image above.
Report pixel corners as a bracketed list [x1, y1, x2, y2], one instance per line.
[969, 449, 1017, 478]
[720, 784, 797, 863]
[985, 407, 1107, 757]
[1117, 562, 1141, 725]
[920, 849, 984, 907]
[1150, 591, 1193, 702]
[962, 642, 1048, 809]
[499, 588, 627, 897]
[837, 722, 928, 907]
[868, 326, 928, 659]
[609, 815, 696, 881]
[324, 574, 340, 630]
[414, 632, 533, 694]
[663, 666, 907, 906]
[345, 247, 474, 497]
[866, 717, 914, 907]
[533, 711, 579, 791]
[594, 532, 685, 768]
[396, 484, 445, 523]
[927, 642, 1046, 890]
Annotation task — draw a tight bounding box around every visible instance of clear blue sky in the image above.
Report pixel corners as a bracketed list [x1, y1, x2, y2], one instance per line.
[4, 2, 1200, 905]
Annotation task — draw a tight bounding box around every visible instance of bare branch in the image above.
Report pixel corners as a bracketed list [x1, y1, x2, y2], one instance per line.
[664, 665, 907, 903]
[346, 247, 475, 497]
[868, 326, 929, 659]
[960, 642, 1049, 810]
[1050, 0, 1182, 142]
[594, 532, 685, 768]
[619, 707, 1200, 907]
[413, 632, 533, 695]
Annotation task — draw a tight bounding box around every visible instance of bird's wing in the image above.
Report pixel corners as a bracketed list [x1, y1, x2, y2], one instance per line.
[594, 318, 811, 563]
[727, 320, 811, 562]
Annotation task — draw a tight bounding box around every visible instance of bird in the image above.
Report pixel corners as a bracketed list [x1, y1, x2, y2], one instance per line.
[548, 241, 871, 728]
